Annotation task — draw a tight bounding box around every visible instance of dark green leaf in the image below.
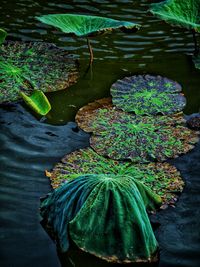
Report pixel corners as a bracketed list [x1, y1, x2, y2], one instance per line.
[111, 75, 186, 115]
[0, 29, 7, 44]
[41, 174, 160, 262]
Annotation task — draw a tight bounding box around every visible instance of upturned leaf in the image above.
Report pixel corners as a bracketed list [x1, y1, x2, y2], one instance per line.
[20, 90, 51, 116]
[36, 14, 140, 37]
[41, 174, 160, 262]
[150, 0, 200, 32]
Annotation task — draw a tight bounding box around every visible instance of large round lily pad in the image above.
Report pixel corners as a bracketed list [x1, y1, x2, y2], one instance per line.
[76, 104, 199, 162]
[48, 147, 184, 205]
[40, 174, 160, 263]
[111, 75, 186, 115]
[0, 41, 78, 103]
[36, 14, 140, 38]
[150, 0, 200, 33]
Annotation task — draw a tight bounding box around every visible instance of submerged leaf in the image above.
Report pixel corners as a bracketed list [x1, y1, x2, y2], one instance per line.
[0, 41, 78, 103]
[0, 29, 7, 44]
[41, 174, 160, 262]
[111, 75, 186, 115]
[76, 104, 199, 162]
[150, 0, 200, 32]
[20, 90, 51, 116]
[36, 14, 140, 37]
[49, 147, 184, 205]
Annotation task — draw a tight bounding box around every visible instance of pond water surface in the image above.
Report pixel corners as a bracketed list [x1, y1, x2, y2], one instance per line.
[0, 1, 200, 267]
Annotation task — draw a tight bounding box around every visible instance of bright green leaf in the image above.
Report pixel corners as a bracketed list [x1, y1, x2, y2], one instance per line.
[20, 90, 51, 116]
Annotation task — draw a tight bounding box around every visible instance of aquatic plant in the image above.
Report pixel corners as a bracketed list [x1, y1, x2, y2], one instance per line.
[40, 174, 161, 263]
[76, 103, 199, 162]
[48, 147, 184, 205]
[36, 14, 140, 64]
[150, 0, 200, 55]
[0, 29, 7, 44]
[20, 90, 51, 116]
[0, 41, 78, 104]
[111, 75, 186, 115]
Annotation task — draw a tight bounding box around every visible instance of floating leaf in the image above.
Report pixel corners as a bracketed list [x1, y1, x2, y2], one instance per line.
[41, 174, 160, 263]
[186, 113, 200, 130]
[49, 147, 184, 205]
[193, 54, 200, 70]
[111, 75, 186, 115]
[0, 29, 7, 44]
[0, 41, 78, 103]
[76, 104, 199, 162]
[75, 97, 112, 132]
[150, 0, 200, 33]
[36, 14, 140, 37]
[20, 90, 51, 116]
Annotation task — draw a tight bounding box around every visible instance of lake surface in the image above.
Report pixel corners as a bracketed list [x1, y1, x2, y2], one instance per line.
[0, 1, 200, 267]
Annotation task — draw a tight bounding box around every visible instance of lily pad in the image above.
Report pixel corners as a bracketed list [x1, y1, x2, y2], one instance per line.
[49, 147, 184, 205]
[75, 97, 113, 132]
[40, 174, 161, 262]
[76, 104, 199, 162]
[36, 14, 140, 37]
[20, 90, 51, 116]
[0, 29, 7, 44]
[150, 0, 200, 33]
[0, 41, 78, 103]
[111, 75, 186, 115]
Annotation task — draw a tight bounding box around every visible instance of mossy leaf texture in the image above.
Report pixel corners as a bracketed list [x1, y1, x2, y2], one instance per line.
[76, 104, 199, 162]
[150, 0, 200, 32]
[36, 14, 140, 37]
[41, 174, 160, 263]
[20, 90, 51, 116]
[0, 41, 78, 103]
[49, 147, 184, 205]
[111, 75, 186, 115]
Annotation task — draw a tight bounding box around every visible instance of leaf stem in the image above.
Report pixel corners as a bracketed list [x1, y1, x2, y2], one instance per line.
[87, 37, 94, 65]
[192, 29, 199, 56]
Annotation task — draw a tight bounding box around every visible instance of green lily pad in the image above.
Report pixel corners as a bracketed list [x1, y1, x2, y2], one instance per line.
[49, 147, 184, 205]
[20, 90, 51, 116]
[40, 174, 161, 262]
[75, 97, 113, 132]
[0, 41, 78, 103]
[0, 29, 7, 44]
[36, 14, 140, 37]
[150, 0, 200, 32]
[193, 54, 200, 69]
[76, 104, 199, 162]
[111, 75, 186, 115]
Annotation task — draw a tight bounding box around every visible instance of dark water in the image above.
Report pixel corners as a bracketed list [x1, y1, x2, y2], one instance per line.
[0, 1, 200, 267]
